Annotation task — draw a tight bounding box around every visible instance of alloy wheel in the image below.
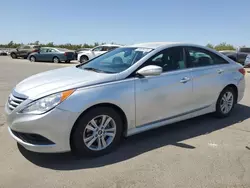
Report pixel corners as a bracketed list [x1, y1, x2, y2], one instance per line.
[220, 91, 234, 114]
[53, 57, 59, 63]
[30, 56, 35, 62]
[83, 115, 116, 151]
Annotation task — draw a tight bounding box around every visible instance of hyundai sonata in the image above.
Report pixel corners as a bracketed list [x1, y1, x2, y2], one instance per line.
[5, 42, 245, 156]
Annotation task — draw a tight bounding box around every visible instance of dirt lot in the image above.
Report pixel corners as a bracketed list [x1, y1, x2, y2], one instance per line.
[0, 56, 250, 188]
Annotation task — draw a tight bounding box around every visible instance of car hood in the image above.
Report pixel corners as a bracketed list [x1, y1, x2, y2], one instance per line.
[14, 66, 117, 99]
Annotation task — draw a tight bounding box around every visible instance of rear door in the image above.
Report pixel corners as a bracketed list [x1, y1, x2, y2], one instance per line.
[47, 48, 58, 61]
[185, 46, 230, 110]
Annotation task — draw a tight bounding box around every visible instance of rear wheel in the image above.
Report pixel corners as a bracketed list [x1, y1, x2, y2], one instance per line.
[53, 57, 60, 63]
[80, 55, 89, 63]
[11, 53, 17, 59]
[71, 107, 123, 157]
[215, 87, 236, 118]
[29, 56, 36, 62]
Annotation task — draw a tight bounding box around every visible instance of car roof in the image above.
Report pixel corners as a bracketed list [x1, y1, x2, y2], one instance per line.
[127, 42, 190, 49]
[99, 44, 121, 47]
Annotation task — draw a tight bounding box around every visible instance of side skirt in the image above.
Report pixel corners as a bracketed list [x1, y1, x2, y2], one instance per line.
[125, 104, 215, 137]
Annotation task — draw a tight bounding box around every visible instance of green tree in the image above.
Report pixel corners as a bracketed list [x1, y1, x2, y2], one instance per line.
[214, 42, 235, 51]
[206, 43, 214, 49]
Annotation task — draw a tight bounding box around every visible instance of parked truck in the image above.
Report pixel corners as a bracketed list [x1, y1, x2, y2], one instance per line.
[220, 47, 250, 66]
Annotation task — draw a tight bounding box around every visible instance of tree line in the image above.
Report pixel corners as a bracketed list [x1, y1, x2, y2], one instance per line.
[0, 41, 242, 51]
[0, 41, 111, 50]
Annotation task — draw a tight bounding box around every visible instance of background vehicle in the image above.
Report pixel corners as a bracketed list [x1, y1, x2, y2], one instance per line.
[10, 45, 40, 59]
[28, 47, 75, 63]
[77, 44, 121, 63]
[220, 47, 250, 65]
[244, 54, 250, 67]
[5, 42, 245, 157]
[74, 48, 92, 60]
[0, 50, 7, 56]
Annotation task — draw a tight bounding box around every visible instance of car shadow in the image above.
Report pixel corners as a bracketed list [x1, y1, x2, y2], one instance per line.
[18, 104, 250, 170]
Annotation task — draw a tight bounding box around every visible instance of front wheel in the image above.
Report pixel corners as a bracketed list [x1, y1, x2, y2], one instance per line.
[215, 87, 236, 118]
[11, 53, 17, 59]
[29, 56, 36, 62]
[80, 55, 89, 63]
[71, 107, 123, 157]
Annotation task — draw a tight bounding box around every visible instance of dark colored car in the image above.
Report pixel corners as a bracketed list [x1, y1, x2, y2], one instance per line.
[10, 45, 40, 59]
[220, 47, 250, 66]
[28, 47, 75, 63]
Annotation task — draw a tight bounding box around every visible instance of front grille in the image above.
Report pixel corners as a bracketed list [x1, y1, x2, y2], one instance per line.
[11, 129, 55, 145]
[7, 93, 26, 111]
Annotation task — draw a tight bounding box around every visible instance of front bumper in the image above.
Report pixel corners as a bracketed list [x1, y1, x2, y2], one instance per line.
[5, 104, 80, 153]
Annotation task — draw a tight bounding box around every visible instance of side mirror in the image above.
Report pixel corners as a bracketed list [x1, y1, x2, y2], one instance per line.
[16, 48, 19, 51]
[136, 65, 162, 77]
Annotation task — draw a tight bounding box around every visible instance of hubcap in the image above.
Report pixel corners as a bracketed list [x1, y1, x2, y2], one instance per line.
[30, 57, 35, 62]
[54, 58, 59, 63]
[81, 57, 87, 63]
[83, 115, 116, 151]
[220, 91, 234, 114]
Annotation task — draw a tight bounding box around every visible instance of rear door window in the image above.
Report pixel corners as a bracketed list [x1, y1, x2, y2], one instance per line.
[185, 47, 228, 68]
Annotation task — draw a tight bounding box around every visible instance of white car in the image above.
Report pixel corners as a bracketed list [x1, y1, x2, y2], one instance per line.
[244, 54, 250, 68]
[77, 44, 121, 63]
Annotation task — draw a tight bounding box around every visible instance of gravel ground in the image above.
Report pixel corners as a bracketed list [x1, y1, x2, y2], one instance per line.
[0, 56, 250, 188]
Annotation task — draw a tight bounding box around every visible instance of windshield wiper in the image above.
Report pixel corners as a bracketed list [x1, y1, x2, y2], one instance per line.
[83, 67, 113, 73]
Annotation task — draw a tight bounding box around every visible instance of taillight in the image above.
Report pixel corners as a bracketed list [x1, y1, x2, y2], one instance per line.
[238, 68, 245, 76]
[32, 49, 38, 52]
[64, 52, 68, 56]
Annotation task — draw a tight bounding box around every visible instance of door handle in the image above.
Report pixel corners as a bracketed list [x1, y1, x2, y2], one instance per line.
[217, 69, 224, 74]
[180, 77, 190, 83]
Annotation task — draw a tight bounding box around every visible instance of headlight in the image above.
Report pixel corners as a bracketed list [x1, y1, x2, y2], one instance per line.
[19, 89, 75, 114]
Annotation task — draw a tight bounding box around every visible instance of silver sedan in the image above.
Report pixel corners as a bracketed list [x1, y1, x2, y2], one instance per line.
[5, 42, 246, 157]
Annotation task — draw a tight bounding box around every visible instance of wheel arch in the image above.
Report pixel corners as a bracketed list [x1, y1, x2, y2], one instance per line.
[221, 84, 238, 103]
[52, 56, 60, 62]
[69, 102, 128, 148]
[80, 54, 89, 60]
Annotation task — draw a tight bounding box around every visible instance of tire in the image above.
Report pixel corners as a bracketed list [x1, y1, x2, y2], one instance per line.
[29, 56, 36, 62]
[71, 107, 123, 157]
[80, 55, 89, 63]
[215, 87, 236, 118]
[53, 57, 60, 63]
[10, 53, 17, 59]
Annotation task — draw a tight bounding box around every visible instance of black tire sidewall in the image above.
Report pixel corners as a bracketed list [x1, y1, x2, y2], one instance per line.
[71, 107, 123, 157]
[11, 53, 17, 59]
[80, 56, 88, 63]
[53, 57, 60, 63]
[216, 87, 235, 118]
[30, 56, 36, 62]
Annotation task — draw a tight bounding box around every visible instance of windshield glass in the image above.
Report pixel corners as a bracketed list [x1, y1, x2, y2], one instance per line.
[78, 47, 153, 73]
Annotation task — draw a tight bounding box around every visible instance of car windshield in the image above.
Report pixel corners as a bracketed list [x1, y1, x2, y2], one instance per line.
[78, 47, 153, 73]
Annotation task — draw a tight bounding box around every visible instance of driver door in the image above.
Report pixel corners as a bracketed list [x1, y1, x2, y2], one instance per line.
[135, 47, 194, 127]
